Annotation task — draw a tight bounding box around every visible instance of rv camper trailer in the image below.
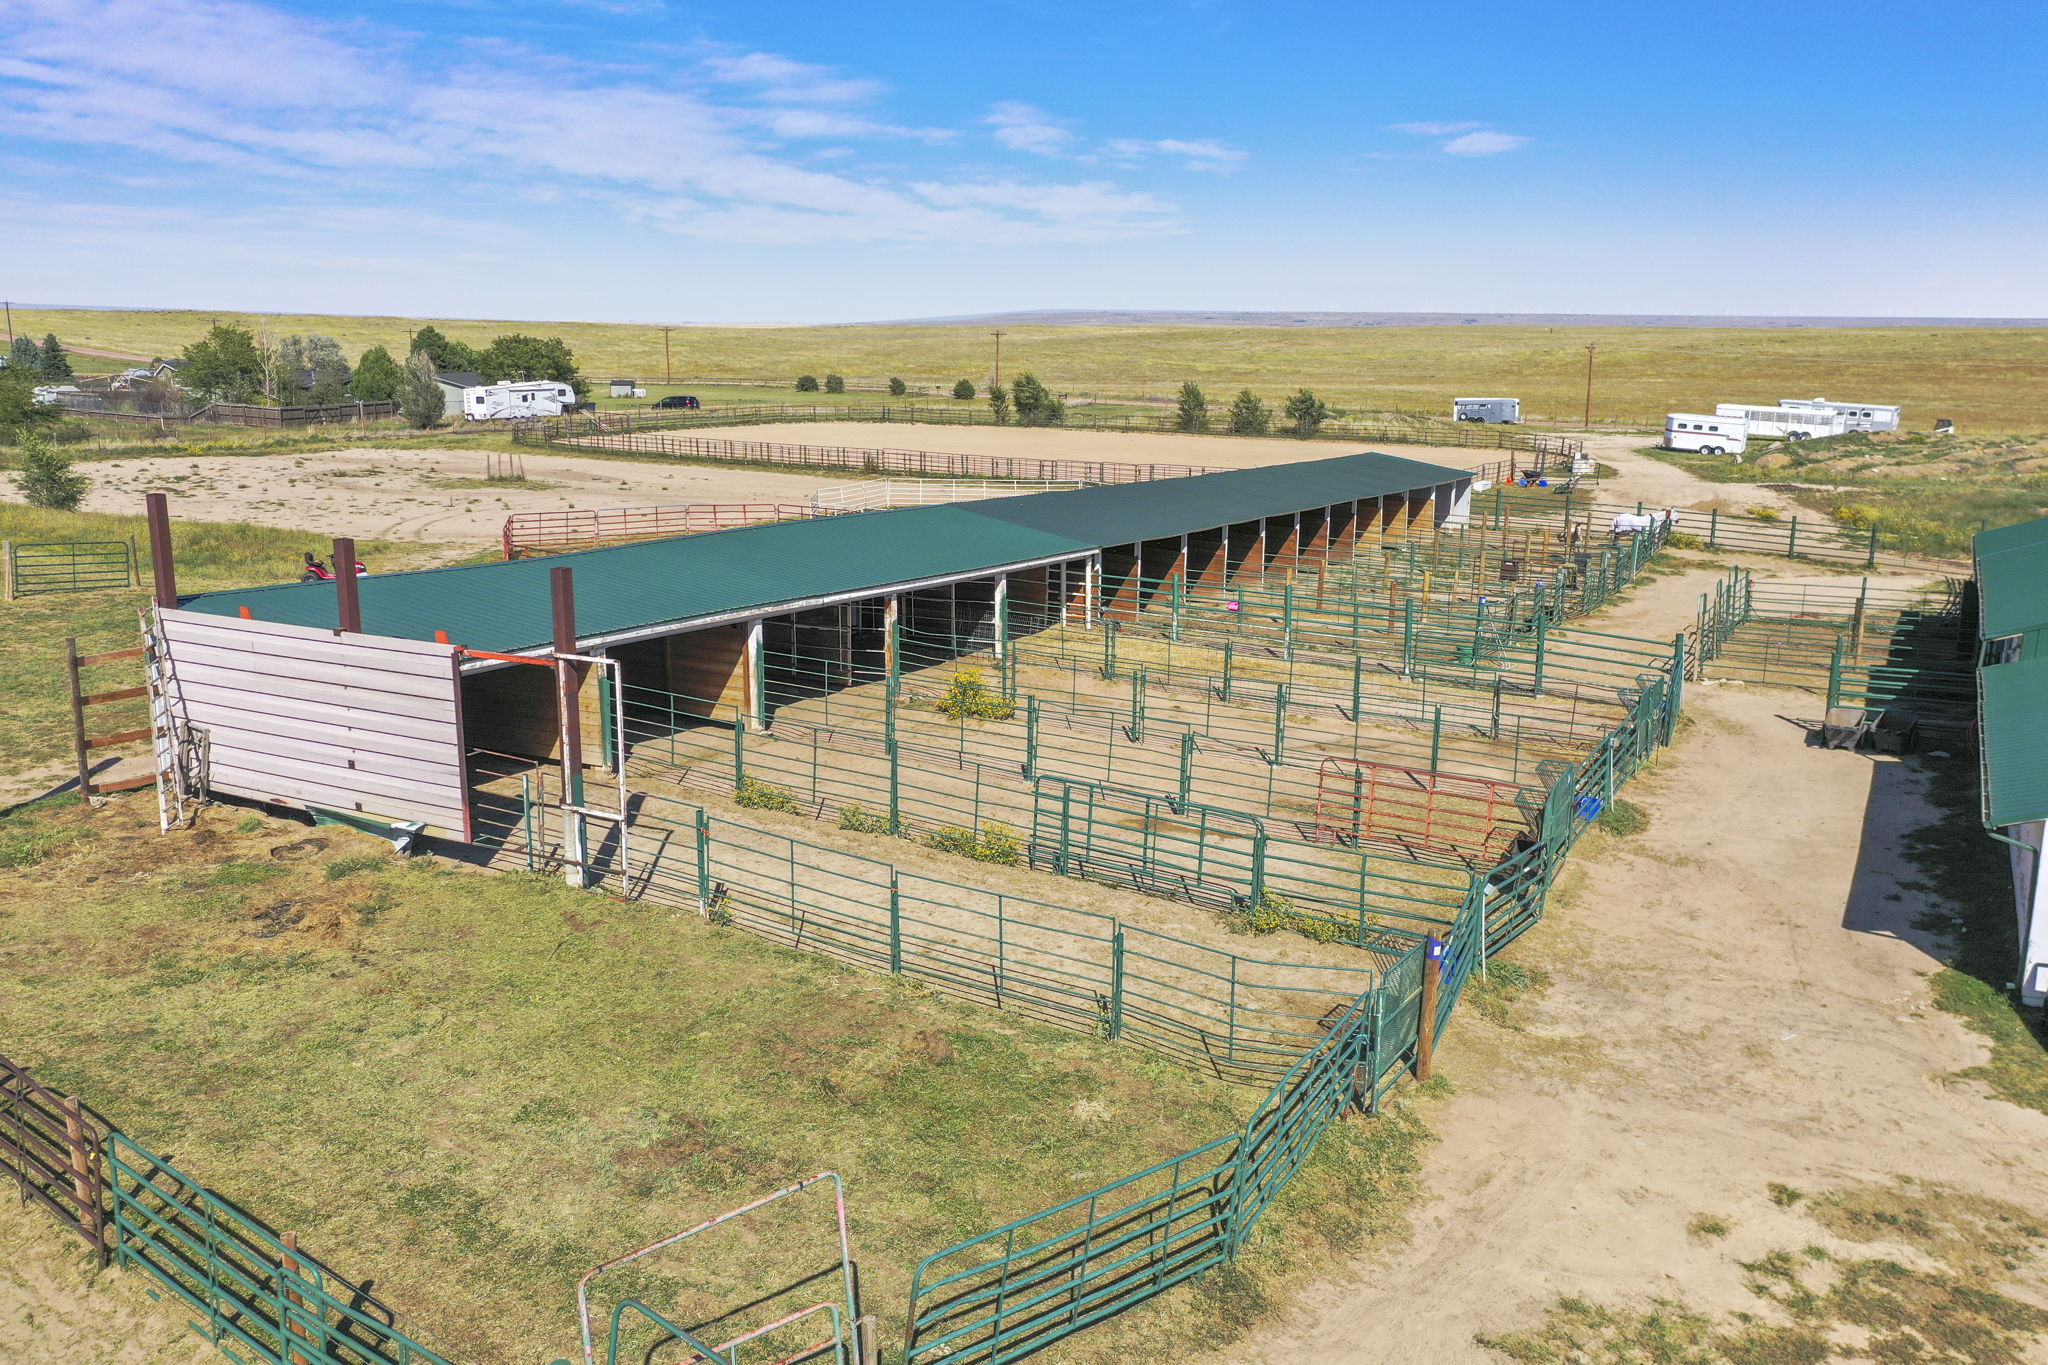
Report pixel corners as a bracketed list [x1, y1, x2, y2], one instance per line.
[1452, 397, 1521, 424]
[1777, 398, 1901, 432]
[1663, 413, 1747, 456]
[1712, 404, 1851, 440]
[461, 380, 576, 421]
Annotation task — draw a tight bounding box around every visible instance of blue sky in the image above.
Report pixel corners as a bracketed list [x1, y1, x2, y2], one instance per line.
[2, 0, 2042, 322]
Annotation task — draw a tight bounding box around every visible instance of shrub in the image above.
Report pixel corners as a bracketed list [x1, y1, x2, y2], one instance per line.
[1749, 506, 1781, 521]
[12, 431, 89, 510]
[1010, 373, 1065, 426]
[795, 375, 820, 392]
[1283, 388, 1330, 438]
[1228, 889, 1295, 935]
[887, 377, 908, 396]
[924, 821, 1024, 864]
[1289, 913, 1348, 943]
[838, 804, 892, 834]
[951, 379, 975, 400]
[734, 776, 802, 813]
[934, 669, 1016, 721]
[1664, 531, 1704, 550]
[824, 374, 845, 394]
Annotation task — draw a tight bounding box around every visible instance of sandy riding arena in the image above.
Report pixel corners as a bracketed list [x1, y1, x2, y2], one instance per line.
[31, 448, 843, 545]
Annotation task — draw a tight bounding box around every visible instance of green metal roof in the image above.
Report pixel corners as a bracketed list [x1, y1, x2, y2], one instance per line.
[1980, 653, 2048, 828]
[966, 452, 1471, 546]
[179, 505, 1091, 652]
[1974, 516, 2048, 640]
[176, 451, 1469, 653]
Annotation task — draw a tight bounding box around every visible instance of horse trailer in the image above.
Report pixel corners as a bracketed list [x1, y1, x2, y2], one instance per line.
[1713, 404, 1851, 440]
[1453, 397, 1521, 424]
[1777, 397, 1901, 431]
[1663, 413, 1747, 456]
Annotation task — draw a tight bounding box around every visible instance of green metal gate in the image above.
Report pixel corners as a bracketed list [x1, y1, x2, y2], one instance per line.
[5, 539, 136, 598]
[106, 1132, 453, 1365]
[1028, 777, 1265, 909]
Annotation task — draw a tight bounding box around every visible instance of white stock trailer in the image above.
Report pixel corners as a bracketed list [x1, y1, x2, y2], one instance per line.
[1713, 403, 1852, 440]
[1452, 397, 1521, 423]
[1663, 413, 1748, 456]
[1777, 397, 1901, 431]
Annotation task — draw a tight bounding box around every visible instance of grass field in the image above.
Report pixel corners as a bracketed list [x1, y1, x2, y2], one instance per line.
[14, 307, 2048, 431]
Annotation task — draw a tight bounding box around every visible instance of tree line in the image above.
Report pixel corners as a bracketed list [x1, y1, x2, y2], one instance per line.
[176, 323, 586, 426]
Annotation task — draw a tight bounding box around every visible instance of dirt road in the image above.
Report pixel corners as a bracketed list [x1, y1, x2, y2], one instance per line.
[1231, 681, 2048, 1362]
[1578, 431, 1807, 518]
[22, 447, 847, 544]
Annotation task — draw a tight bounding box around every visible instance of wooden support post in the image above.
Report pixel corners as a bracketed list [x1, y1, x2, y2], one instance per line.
[279, 1231, 320, 1365]
[61, 1097, 105, 1259]
[744, 618, 766, 729]
[145, 492, 178, 606]
[883, 594, 900, 679]
[65, 638, 92, 803]
[551, 567, 588, 887]
[331, 537, 361, 633]
[1416, 935, 1443, 1080]
[2, 540, 13, 601]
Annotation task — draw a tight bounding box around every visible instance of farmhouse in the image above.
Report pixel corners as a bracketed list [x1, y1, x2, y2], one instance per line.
[144, 453, 1476, 848]
[1974, 514, 2048, 1005]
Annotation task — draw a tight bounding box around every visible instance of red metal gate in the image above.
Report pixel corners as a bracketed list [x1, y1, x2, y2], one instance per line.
[1311, 758, 1526, 863]
[502, 503, 819, 559]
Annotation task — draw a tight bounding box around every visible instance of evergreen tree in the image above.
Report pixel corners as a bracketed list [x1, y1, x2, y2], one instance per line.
[1227, 389, 1271, 435]
[6, 336, 36, 372]
[795, 375, 820, 392]
[888, 377, 908, 396]
[178, 323, 266, 403]
[987, 383, 1009, 423]
[400, 350, 446, 427]
[824, 374, 845, 394]
[1283, 388, 1330, 438]
[349, 345, 404, 402]
[1010, 372, 1065, 426]
[37, 335, 73, 382]
[951, 379, 975, 400]
[305, 335, 351, 404]
[1175, 381, 1209, 432]
[12, 431, 89, 510]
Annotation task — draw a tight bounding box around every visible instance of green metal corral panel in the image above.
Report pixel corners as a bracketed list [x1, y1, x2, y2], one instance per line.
[1980, 653, 2048, 828]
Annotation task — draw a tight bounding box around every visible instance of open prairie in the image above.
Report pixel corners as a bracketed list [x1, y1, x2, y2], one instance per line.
[12, 309, 2046, 431]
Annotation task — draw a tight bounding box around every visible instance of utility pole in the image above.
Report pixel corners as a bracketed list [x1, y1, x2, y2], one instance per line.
[2, 300, 11, 344]
[990, 329, 1005, 390]
[660, 326, 674, 384]
[1582, 342, 1597, 431]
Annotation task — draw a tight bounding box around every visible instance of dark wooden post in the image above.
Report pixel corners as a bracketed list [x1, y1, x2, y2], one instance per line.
[331, 537, 361, 633]
[60, 1096, 106, 1262]
[279, 1231, 317, 1365]
[552, 567, 588, 885]
[145, 493, 177, 606]
[1416, 934, 1444, 1081]
[65, 638, 93, 803]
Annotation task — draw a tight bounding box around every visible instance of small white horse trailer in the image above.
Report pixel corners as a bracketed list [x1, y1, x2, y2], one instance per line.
[1453, 397, 1521, 423]
[1663, 413, 1747, 456]
[1776, 397, 1901, 431]
[1713, 404, 1851, 440]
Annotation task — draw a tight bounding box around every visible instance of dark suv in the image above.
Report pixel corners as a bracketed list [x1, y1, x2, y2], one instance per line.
[651, 395, 701, 410]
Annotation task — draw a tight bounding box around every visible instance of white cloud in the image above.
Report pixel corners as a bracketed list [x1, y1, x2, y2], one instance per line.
[0, 0, 1201, 248]
[1102, 137, 1248, 172]
[1443, 130, 1530, 156]
[1391, 121, 1530, 157]
[984, 101, 1075, 156]
[700, 51, 883, 104]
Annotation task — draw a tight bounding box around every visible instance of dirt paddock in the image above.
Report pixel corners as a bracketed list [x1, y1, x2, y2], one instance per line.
[23, 447, 848, 545]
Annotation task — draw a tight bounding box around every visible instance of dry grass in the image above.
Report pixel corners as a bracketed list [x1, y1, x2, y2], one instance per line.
[16, 307, 2048, 431]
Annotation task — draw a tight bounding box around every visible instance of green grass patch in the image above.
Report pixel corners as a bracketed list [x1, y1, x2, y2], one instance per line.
[1596, 799, 1650, 838]
[0, 795, 1440, 1364]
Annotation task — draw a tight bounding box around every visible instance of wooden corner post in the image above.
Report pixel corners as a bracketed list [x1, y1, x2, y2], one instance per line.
[145, 492, 177, 607]
[331, 537, 361, 633]
[552, 567, 589, 887]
